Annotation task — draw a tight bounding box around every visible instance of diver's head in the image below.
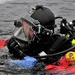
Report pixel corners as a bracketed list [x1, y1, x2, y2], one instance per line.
[31, 5, 55, 30]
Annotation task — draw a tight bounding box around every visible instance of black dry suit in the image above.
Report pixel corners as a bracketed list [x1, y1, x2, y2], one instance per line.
[7, 5, 72, 63]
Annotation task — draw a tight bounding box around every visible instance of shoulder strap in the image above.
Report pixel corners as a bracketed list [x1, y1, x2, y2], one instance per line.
[50, 36, 66, 53]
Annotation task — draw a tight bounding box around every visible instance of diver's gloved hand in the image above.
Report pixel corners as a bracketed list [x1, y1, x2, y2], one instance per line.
[7, 37, 25, 58]
[5, 56, 38, 69]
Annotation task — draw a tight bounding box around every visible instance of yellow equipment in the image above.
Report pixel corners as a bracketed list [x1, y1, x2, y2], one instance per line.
[71, 39, 75, 45]
[65, 51, 75, 61]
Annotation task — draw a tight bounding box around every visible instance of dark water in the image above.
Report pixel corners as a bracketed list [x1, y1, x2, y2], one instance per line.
[0, 0, 75, 75]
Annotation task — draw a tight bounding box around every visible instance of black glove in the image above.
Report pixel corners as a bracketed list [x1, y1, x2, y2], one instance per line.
[7, 37, 25, 58]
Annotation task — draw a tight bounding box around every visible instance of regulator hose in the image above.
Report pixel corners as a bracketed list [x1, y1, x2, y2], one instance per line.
[34, 45, 75, 58]
[55, 16, 75, 32]
[34, 36, 75, 58]
[63, 25, 75, 32]
[55, 16, 63, 19]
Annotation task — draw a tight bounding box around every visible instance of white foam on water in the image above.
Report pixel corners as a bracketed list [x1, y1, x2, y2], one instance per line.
[0, 0, 13, 4]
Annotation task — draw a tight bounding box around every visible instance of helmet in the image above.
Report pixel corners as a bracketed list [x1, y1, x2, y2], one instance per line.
[7, 5, 55, 59]
[31, 5, 55, 29]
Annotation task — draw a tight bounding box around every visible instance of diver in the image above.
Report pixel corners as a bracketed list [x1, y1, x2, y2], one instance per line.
[7, 5, 72, 63]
